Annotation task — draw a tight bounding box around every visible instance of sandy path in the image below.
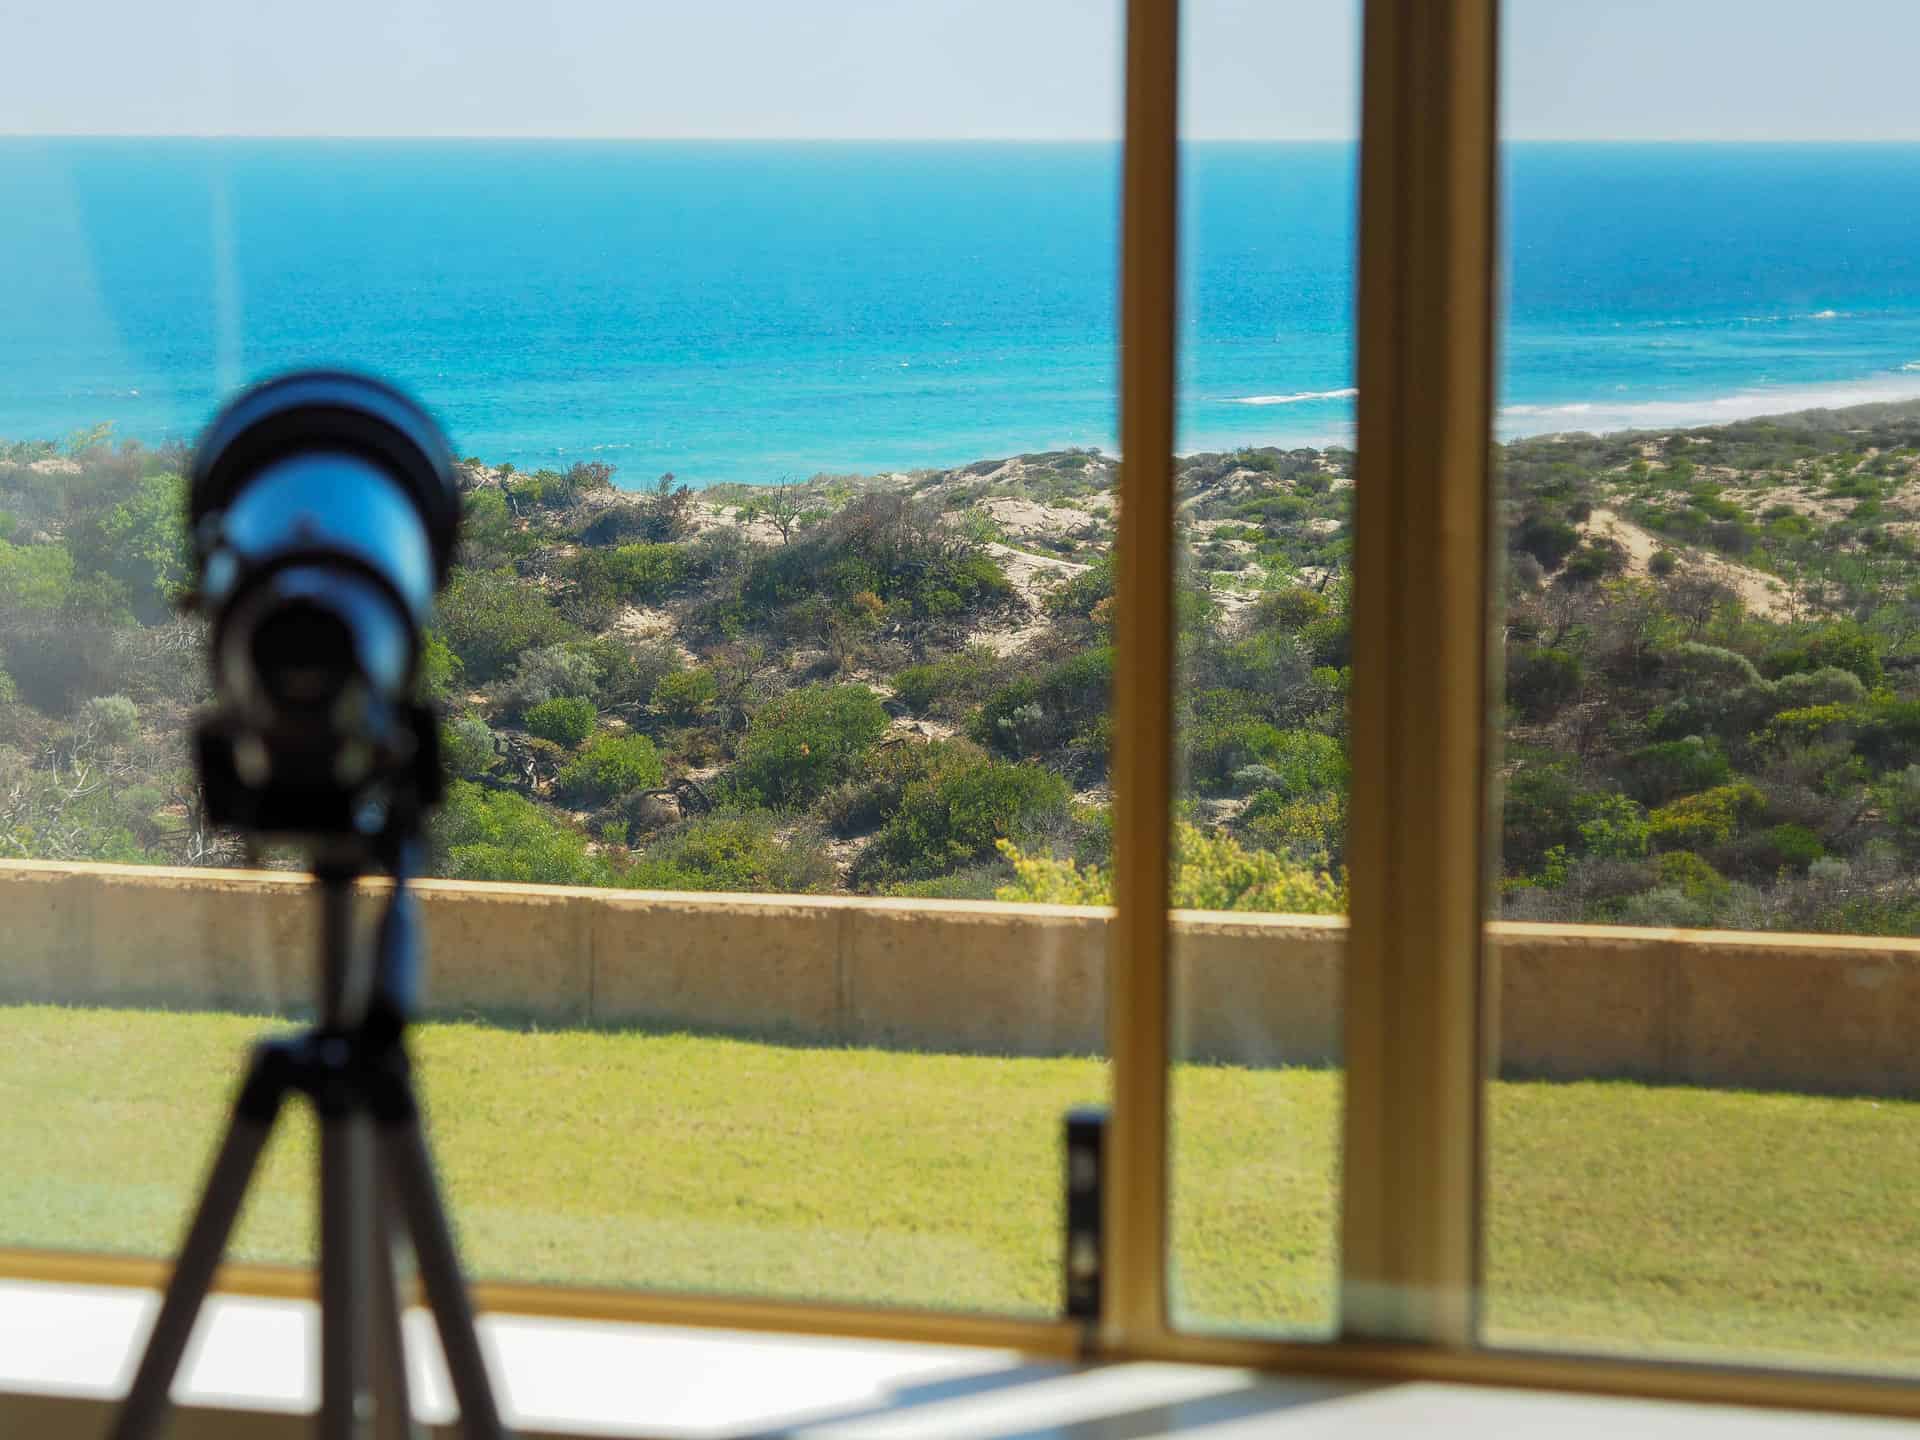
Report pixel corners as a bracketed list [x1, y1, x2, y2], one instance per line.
[969, 542, 1090, 657]
[1586, 507, 1793, 622]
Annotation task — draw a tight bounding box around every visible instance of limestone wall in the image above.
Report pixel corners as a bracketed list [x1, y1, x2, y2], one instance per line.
[4, 859, 1917, 1094]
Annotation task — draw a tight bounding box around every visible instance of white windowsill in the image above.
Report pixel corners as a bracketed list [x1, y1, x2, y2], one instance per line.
[0, 1279, 1909, 1439]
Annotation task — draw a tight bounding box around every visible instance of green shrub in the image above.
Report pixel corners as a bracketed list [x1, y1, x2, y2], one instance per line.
[1251, 586, 1331, 632]
[78, 694, 138, 748]
[495, 644, 604, 715]
[1663, 642, 1762, 690]
[1654, 850, 1731, 903]
[524, 696, 597, 748]
[432, 781, 608, 886]
[856, 758, 1071, 883]
[1513, 514, 1580, 571]
[652, 666, 718, 721]
[1624, 737, 1729, 805]
[438, 567, 579, 682]
[624, 810, 834, 893]
[892, 647, 999, 715]
[0, 538, 74, 613]
[1647, 782, 1766, 851]
[972, 647, 1112, 760]
[1761, 704, 1855, 749]
[1577, 792, 1650, 860]
[555, 733, 665, 805]
[733, 684, 890, 807]
[1762, 823, 1826, 870]
[416, 632, 463, 705]
[1502, 761, 1582, 866]
[1648, 550, 1678, 578]
[1855, 699, 1920, 773]
[568, 542, 690, 615]
[814, 738, 981, 836]
[1560, 539, 1628, 584]
[1239, 789, 1347, 866]
[996, 823, 1345, 914]
[1507, 646, 1583, 719]
[441, 714, 499, 777]
[1762, 620, 1883, 688]
[742, 495, 1012, 620]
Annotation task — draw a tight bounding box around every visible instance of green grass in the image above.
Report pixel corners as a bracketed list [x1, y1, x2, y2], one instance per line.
[3, 1005, 1919, 1374]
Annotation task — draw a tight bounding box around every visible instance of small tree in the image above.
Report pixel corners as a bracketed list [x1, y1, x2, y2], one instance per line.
[744, 478, 806, 545]
[640, 472, 696, 542]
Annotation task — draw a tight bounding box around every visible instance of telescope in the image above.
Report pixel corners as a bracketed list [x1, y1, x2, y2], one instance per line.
[187, 370, 459, 849]
[114, 372, 512, 1440]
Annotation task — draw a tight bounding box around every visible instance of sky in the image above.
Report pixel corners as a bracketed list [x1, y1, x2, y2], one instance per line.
[1, 0, 1916, 141]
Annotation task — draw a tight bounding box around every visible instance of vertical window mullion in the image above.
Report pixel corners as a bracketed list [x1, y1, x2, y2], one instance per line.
[1105, 0, 1181, 1353]
[1341, 0, 1501, 1346]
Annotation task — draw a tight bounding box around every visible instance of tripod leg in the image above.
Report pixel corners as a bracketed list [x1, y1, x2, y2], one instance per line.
[371, 1171, 423, 1440]
[111, 1045, 290, 1440]
[320, 1108, 378, 1440]
[382, 1120, 512, 1439]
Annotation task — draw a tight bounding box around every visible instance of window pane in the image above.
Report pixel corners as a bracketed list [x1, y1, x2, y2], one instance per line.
[1166, 0, 1360, 1337]
[0, 1, 1120, 1315]
[1486, 1, 1920, 1369]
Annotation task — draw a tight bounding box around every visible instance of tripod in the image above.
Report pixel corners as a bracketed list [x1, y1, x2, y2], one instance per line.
[112, 857, 512, 1440]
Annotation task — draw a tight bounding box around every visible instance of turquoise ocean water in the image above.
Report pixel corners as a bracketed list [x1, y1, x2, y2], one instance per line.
[3, 139, 1919, 485]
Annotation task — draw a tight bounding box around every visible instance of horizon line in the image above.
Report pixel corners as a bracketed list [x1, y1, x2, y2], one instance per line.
[8, 131, 1920, 145]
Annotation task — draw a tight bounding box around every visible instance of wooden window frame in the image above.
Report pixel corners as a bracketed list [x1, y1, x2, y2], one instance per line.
[7, 0, 1920, 1421]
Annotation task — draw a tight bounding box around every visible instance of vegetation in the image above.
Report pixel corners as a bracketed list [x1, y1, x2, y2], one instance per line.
[9, 400, 1920, 931]
[10, 1001, 1920, 1360]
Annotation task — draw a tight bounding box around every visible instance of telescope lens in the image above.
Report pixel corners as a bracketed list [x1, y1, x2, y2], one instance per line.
[188, 372, 459, 842]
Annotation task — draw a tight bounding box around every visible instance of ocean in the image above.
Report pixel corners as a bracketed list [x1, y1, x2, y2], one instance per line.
[3, 139, 1919, 485]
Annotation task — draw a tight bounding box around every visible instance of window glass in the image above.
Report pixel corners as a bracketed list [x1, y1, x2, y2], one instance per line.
[0, 1, 1120, 1314]
[1485, 1, 1920, 1368]
[1165, 0, 1360, 1336]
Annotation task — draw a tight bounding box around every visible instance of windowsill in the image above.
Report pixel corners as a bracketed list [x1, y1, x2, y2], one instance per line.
[0, 1279, 1907, 1439]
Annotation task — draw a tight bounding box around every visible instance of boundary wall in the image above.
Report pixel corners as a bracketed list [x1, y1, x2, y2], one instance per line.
[4, 860, 1918, 1095]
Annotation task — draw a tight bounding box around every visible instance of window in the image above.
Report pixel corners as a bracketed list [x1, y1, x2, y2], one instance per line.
[0, 1, 1124, 1319]
[1167, 0, 1362, 1338]
[4, 0, 1920, 1425]
[1485, 0, 1920, 1375]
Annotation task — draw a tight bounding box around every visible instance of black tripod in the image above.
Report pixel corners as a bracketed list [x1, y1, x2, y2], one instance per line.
[111, 858, 512, 1440]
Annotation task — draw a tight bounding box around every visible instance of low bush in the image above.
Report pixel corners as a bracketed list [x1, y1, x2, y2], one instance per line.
[653, 666, 718, 722]
[1507, 646, 1583, 719]
[996, 822, 1346, 914]
[1624, 736, 1729, 805]
[624, 810, 834, 893]
[814, 738, 981, 836]
[441, 714, 499, 777]
[554, 733, 665, 806]
[733, 683, 890, 808]
[432, 781, 608, 886]
[854, 757, 1071, 884]
[973, 647, 1112, 761]
[438, 567, 579, 683]
[524, 696, 597, 749]
[494, 644, 603, 717]
[892, 647, 999, 716]
[1647, 782, 1766, 851]
[568, 542, 691, 617]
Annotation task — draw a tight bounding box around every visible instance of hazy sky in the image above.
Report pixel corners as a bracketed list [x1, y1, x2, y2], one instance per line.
[2, 1, 1916, 140]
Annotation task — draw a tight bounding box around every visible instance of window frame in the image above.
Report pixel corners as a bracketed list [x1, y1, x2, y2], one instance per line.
[7, 0, 1920, 1421]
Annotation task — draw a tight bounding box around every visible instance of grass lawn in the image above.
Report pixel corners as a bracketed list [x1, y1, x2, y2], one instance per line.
[3, 1004, 1918, 1374]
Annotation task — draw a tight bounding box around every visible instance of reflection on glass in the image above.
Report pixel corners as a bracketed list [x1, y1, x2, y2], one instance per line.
[0, 3, 1123, 1312]
[1486, 1, 1920, 1370]
[1166, 1, 1361, 1336]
